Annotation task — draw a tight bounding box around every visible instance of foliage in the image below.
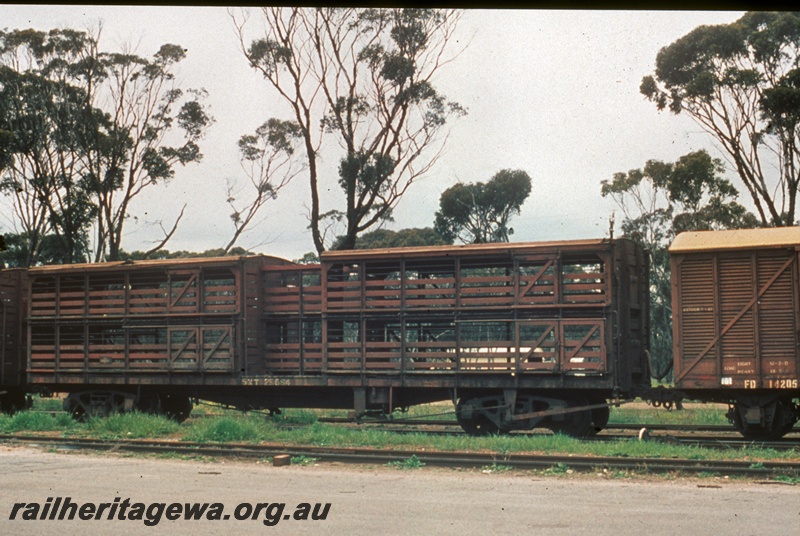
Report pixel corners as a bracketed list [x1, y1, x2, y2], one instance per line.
[3, 404, 798, 467]
[0, 411, 74, 432]
[602, 150, 758, 378]
[294, 252, 321, 265]
[435, 169, 532, 244]
[233, 7, 466, 253]
[0, 52, 97, 266]
[0, 28, 211, 265]
[332, 227, 451, 250]
[119, 247, 253, 261]
[640, 11, 800, 226]
[224, 118, 304, 253]
[609, 403, 730, 426]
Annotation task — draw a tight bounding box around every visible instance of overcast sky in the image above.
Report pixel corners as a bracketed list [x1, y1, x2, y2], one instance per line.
[0, 6, 745, 260]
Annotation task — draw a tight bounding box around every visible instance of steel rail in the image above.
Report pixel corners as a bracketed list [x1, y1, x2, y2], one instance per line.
[26, 410, 799, 436]
[1, 434, 798, 478]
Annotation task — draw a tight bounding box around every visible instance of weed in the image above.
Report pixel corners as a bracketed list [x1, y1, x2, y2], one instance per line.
[290, 455, 319, 466]
[482, 463, 513, 473]
[610, 402, 729, 426]
[697, 471, 721, 478]
[86, 413, 180, 439]
[749, 462, 766, 470]
[772, 475, 799, 485]
[31, 396, 64, 412]
[543, 462, 571, 475]
[272, 410, 319, 426]
[0, 411, 74, 433]
[184, 416, 271, 443]
[387, 455, 426, 470]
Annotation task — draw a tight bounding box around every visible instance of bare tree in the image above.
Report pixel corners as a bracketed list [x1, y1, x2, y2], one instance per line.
[232, 8, 466, 253]
[223, 118, 304, 253]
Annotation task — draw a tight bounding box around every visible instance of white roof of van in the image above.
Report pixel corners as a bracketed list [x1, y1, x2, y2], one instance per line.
[669, 227, 800, 253]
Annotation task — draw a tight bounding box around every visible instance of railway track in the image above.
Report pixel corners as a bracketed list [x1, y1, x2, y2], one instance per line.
[319, 416, 800, 435]
[22, 410, 800, 451]
[1, 434, 798, 478]
[315, 416, 800, 450]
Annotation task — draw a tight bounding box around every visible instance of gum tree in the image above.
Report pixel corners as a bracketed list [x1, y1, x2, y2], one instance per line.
[640, 11, 800, 226]
[0, 28, 212, 264]
[233, 8, 466, 253]
[223, 118, 304, 253]
[434, 169, 532, 244]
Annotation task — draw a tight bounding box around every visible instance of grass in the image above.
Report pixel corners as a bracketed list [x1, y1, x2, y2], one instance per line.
[0, 411, 74, 433]
[184, 416, 274, 443]
[30, 396, 64, 412]
[609, 402, 730, 426]
[290, 455, 319, 466]
[387, 454, 426, 470]
[86, 412, 180, 439]
[482, 463, 513, 473]
[3, 400, 798, 474]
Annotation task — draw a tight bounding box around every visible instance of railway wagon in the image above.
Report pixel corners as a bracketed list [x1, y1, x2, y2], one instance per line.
[0, 268, 28, 412]
[5, 237, 649, 436]
[263, 238, 650, 435]
[670, 227, 800, 440]
[22, 255, 294, 420]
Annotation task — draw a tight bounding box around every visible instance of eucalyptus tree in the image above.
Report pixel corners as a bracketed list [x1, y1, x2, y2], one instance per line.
[641, 11, 800, 226]
[224, 118, 304, 254]
[0, 30, 97, 265]
[434, 169, 532, 244]
[331, 226, 450, 250]
[233, 8, 466, 253]
[0, 28, 212, 264]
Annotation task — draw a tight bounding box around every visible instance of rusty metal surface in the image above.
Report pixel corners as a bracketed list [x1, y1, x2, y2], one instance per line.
[672, 243, 800, 391]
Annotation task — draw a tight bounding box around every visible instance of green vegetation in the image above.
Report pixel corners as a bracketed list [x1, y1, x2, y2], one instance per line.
[773, 475, 800, 485]
[30, 397, 63, 412]
[482, 463, 513, 474]
[290, 456, 319, 466]
[387, 455, 426, 470]
[542, 462, 571, 476]
[86, 413, 180, 440]
[2, 402, 797, 476]
[0, 411, 74, 433]
[184, 416, 273, 443]
[609, 403, 730, 426]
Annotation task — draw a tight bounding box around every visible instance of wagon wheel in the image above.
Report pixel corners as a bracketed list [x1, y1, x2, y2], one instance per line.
[731, 400, 794, 441]
[589, 402, 610, 436]
[548, 398, 593, 438]
[161, 395, 193, 423]
[456, 398, 501, 436]
[70, 406, 87, 422]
